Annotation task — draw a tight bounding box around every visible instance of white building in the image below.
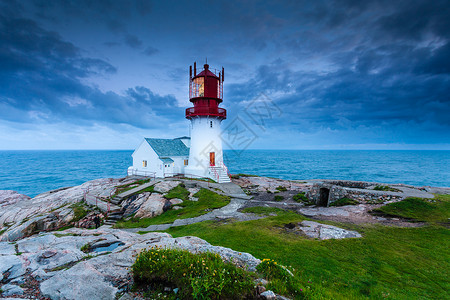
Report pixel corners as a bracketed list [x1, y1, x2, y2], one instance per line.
[128, 137, 190, 178]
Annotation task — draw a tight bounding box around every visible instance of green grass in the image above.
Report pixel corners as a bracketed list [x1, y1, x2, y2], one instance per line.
[372, 195, 450, 223]
[70, 202, 89, 222]
[373, 185, 402, 192]
[113, 178, 151, 196]
[274, 195, 284, 202]
[162, 208, 450, 299]
[330, 197, 360, 207]
[114, 189, 230, 228]
[127, 185, 154, 197]
[164, 184, 190, 201]
[241, 206, 284, 215]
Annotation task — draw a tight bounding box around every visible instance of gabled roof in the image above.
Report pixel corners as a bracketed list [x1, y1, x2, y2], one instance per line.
[145, 138, 189, 157]
[160, 157, 174, 163]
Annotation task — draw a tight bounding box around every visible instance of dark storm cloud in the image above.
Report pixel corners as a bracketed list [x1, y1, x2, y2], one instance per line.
[124, 34, 143, 49]
[0, 11, 182, 129]
[143, 46, 158, 56]
[0, 0, 449, 147]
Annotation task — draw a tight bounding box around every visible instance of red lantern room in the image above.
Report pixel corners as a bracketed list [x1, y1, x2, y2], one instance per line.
[186, 62, 226, 120]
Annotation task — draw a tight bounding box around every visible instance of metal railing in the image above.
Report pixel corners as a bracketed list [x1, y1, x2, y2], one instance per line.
[209, 166, 220, 183]
[219, 161, 232, 178]
[127, 169, 156, 180]
[185, 107, 226, 119]
[83, 186, 111, 214]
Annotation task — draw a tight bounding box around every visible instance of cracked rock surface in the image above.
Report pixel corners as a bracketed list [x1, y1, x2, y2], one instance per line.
[0, 227, 261, 299]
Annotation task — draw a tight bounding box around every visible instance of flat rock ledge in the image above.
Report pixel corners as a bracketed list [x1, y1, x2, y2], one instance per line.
[297, 220, 362, 240]
[0, 227, 261, 300]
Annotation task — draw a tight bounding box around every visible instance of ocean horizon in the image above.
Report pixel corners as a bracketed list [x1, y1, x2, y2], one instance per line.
[0, 149, 449, 197]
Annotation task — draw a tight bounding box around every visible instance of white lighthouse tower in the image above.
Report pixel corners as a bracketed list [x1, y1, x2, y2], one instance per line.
[184, 62, 231, 183]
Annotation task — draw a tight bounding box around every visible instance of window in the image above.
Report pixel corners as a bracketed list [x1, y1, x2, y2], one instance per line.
[184, 159, 188, 166]
[210, 121, 213, 128]
[143, 160, 147, 167]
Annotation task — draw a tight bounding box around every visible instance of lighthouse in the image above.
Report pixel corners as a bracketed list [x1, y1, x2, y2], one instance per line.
[184, 62, 231, 183]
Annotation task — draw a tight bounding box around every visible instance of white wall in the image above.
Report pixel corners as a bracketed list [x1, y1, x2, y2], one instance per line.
[171, 156, 188, 174]
[131, 140, 164, 178]
[185, 117, 224, 178]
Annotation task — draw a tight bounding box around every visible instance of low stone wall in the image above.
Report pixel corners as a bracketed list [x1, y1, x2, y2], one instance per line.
[307, 181, 403, 206]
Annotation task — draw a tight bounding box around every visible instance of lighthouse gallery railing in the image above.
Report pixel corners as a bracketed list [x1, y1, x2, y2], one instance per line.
[185, 107, 226, 118]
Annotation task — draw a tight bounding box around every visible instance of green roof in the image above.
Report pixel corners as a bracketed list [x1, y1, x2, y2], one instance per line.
[145, 138, 189, 157]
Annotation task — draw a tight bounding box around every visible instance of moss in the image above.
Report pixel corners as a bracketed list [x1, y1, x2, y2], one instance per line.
[274, 195, 284, 202]
[373, 185, 402, 192]
[276, 186, 288, 192]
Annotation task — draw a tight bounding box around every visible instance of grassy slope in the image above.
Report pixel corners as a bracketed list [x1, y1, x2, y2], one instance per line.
[115, 188, 230, 229]
[163, 207, 449, 299]
[372, 194, 450, 223]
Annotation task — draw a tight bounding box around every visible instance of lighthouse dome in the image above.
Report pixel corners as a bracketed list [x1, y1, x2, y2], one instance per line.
[194, 64, 219, 79]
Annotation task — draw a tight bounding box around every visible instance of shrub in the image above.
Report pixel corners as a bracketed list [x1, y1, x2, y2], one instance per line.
[330, 197, 359, 207]
[276, 186, 287, 192]
[274, 195, 284, 202]
[292, 192, 308, 203]
[132, 247, 254, 299]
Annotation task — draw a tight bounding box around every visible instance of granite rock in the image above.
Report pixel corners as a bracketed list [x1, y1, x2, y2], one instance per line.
[298, 220, 362, 240]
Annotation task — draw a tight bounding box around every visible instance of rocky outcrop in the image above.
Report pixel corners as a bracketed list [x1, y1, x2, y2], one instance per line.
[233, 176, 306, 193]
[153, 180, 182, 193]
[0, 178, 125, 242]
[0, 190, 31, 207]
[297, 220, 362, 240]
[134, 193, 171, 218]
[0, 227, 261, 299]
[74, 212, 105, 228]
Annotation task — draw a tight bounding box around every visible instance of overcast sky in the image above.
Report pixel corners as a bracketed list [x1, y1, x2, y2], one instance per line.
[1, 0, 449, 150]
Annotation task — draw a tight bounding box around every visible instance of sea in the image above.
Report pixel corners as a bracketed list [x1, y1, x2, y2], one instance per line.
[0, 150, 449, 197]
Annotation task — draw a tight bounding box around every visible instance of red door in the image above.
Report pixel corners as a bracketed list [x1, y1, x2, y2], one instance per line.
[209, 152, 215, 166]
